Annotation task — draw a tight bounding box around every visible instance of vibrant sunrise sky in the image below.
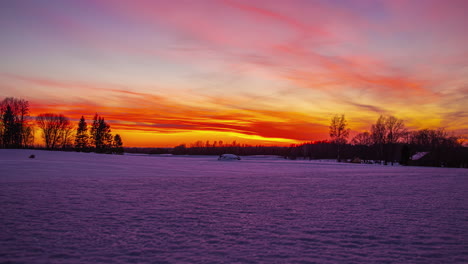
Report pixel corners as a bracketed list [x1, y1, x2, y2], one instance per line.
[1, 0, 467, 147]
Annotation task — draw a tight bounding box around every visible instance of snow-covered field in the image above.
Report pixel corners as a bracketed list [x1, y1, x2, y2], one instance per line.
[1, 149, 467, 263]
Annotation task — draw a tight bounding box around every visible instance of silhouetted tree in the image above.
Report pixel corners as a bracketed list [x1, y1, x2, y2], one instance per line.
[407, 128, 461, 166]
[371, 115, 387, 163]
[60, 122, 74, 149]
[75, 116, 89, 151]
[22, 125, 35, 148]
[0, 97, 30, 148]
[36, 113, 72, 149]
[173, 144, 187, 155]
[384, 116, 406, 165]
[351, 131, 372, 146]
[90, 113, 113, 153]
[370, 115, 406, 165]
[409, 129, 431, 146]
[329, 114, 349, 162]
[350, 132, 373, 162]
[113, 134, 124, 154]
[91, 114, 102, 151]
[1, 106, 16, 148]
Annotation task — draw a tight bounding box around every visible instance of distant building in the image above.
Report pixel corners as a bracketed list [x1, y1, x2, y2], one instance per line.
[411, 152, 429, 161]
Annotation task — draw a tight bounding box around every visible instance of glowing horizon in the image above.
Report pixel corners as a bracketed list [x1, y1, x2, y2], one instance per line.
[1, 0, 467, 147]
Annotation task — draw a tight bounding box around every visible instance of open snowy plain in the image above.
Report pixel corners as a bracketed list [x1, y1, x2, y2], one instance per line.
[1, 149, 467, 263]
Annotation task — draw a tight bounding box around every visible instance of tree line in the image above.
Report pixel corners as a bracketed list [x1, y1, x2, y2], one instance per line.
[1, 96, 465, 167]
[301, 114, 465, 168]
[0, 97, 123, 154]
[163, 114, 466, 168]
[172, 141, 287, 156]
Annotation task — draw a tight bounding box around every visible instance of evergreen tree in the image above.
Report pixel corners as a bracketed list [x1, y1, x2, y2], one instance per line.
[0, 97, 30, 148]
[2, 105, 15, 148]
[90, 114, 113, 153]
[90, 114, 101, 151]
[101, 119, 113, 153]
[75, 116, 89, 151]
[113, 134, 124, 154]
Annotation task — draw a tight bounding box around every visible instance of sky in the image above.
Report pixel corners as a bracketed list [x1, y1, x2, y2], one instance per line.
[1, 0, 467, 147]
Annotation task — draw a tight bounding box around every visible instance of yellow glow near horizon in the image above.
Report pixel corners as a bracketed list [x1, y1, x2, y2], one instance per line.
[112, 129, 301, 148]
[2, 0, 467, 147]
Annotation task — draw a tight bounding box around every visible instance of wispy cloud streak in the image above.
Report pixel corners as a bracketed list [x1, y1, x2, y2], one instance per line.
[1, 0, 467, 145]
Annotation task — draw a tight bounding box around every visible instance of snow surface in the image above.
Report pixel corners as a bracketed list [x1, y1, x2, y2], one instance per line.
[1, 149, 467, 263]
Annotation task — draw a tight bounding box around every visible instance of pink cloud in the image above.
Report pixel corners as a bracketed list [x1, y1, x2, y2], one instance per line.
[3, 0, 467, 141]
[52, 0, 439, 101]
[221, 0, 331, 38]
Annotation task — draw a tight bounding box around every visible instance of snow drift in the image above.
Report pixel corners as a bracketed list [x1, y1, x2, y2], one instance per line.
[217, 153, 241, 160]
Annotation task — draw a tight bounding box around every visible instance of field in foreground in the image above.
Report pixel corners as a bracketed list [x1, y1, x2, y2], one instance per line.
[1, 149, 467, 263]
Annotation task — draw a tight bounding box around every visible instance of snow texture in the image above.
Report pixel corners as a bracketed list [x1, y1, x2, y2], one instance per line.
[1, 149, 467, 263]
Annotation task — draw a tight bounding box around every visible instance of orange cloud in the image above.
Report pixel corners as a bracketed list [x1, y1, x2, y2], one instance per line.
[3, 0, 467, 147]
[21, 76, 328, 146]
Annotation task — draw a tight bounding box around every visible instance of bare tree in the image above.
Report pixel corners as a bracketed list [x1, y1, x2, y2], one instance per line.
[351, 131, 372, 146]
[385, 116, 406, 165]
[60, 123, 75, 149]
[409, 129, 431, 146]
[22, 125, 35, 147]
[0, 97, 30, 148]
[385, 116, 406, 145]
[329, 114, 350, 162]
[371, 115, 387, 163]
[36, 113, 72, 149]
[371, 115, 406, 165]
